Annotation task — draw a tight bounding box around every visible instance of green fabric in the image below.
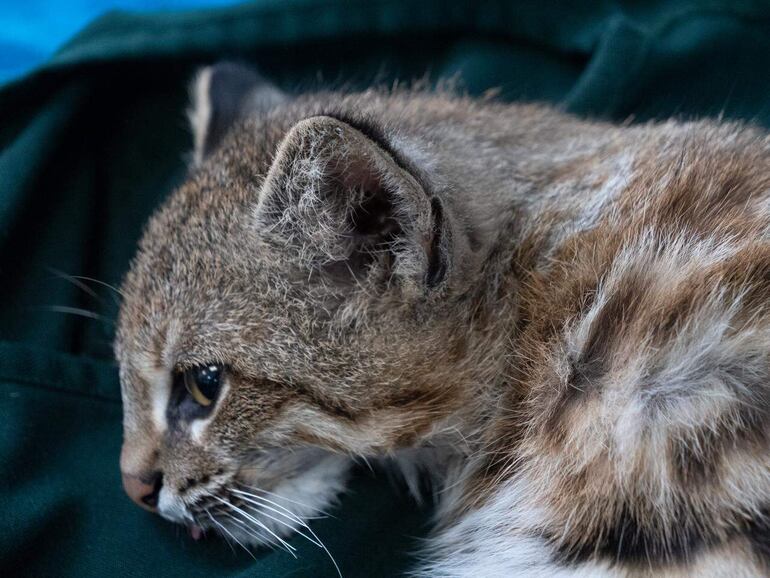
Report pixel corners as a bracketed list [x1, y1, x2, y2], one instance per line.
[3, 1, 770, 575]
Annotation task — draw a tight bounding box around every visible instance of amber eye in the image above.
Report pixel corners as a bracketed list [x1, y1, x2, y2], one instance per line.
[182, 364, 224, 407]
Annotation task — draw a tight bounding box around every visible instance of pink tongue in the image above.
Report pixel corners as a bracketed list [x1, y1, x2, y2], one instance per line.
[188, 525, 203, 541]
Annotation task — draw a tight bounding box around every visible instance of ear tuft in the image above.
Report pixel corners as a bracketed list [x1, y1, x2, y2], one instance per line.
[188, 62, 285, 166]
[257, 116, 452, 291]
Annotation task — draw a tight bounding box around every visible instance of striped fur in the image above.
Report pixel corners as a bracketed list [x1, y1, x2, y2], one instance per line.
[117, 64, 769, 576]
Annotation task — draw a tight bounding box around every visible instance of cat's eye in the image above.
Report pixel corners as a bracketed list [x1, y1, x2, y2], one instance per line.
[182, 364, 224, 407]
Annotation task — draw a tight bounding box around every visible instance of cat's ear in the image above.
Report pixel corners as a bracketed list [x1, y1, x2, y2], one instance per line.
[257, 115, 451, 291]
[188, 62, 285, 166]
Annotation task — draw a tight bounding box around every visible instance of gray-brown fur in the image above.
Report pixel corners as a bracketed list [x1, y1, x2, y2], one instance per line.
[117, 62, 770, 576]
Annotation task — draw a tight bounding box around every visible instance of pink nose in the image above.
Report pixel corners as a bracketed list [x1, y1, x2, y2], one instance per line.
[121, 471, 162, 512]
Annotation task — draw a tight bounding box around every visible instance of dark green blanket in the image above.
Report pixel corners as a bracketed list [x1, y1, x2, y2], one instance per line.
[3, 1, 770, 576]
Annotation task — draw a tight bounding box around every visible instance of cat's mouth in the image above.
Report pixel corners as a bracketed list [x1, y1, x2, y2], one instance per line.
[182, 478, 345, 576]
[180, 481, 310, 549]
[156, 451, 350, 573]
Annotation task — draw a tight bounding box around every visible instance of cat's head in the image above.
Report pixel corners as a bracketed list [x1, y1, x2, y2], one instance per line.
[115, 63, 491, 543]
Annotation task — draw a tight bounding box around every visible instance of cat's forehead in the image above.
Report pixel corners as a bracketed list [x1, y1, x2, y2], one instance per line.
[119, 262, 292, 367]
[117, 241, 339, 392]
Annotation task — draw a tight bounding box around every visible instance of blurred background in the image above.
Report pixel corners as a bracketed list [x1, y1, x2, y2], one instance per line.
[0, 0, 240, 83]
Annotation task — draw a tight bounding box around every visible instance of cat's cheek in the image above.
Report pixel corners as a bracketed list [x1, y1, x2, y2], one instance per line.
[227, 453, 352, 546]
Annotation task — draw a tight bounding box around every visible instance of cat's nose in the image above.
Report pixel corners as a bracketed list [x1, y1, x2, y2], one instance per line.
[122, 471, 163, 512]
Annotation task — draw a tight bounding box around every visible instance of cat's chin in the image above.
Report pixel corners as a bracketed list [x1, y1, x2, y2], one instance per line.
[200, 452, 351, 548]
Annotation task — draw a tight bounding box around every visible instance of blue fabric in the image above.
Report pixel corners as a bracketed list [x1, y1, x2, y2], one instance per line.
[0, 0, 241, 83]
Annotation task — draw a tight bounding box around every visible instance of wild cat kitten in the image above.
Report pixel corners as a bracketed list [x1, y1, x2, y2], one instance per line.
[116, 62, 769, 576]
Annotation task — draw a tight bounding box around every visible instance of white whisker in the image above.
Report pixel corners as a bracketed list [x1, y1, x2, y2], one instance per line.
[212, 495, 297, 557]
[70, 274, 125, 300]
[242, 502, 322, 548]
[206, 511, 257, 561]
[47, 268, 102, 302]
[237, 482, 335, 518]
[232, 491, 323, 548]
[40, 305, 114, 324]
[232, 488, 305, 523]
[221, 511, 282, 550]
[234, 485, 342, 577]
